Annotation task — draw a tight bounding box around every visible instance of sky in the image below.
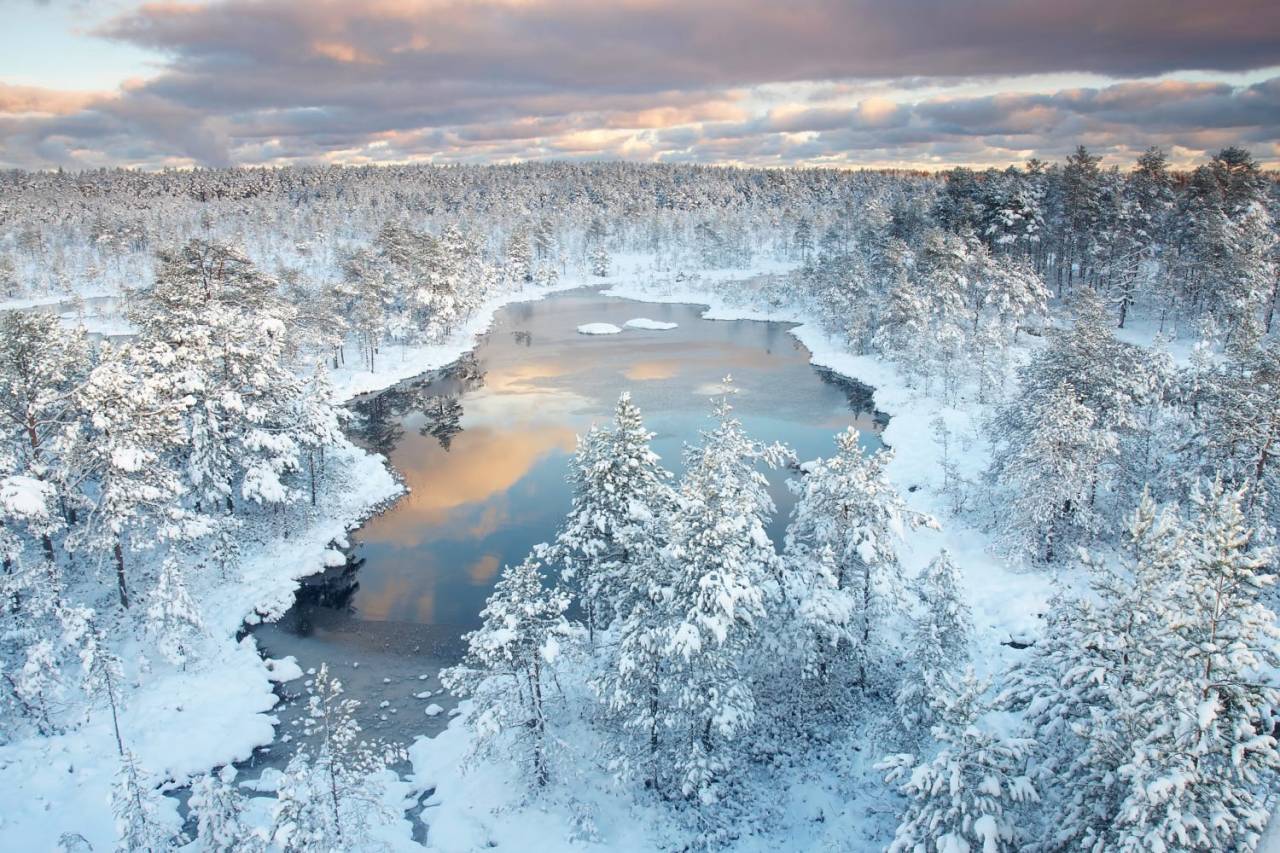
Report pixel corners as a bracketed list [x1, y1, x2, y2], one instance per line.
[0, 0, 1277, 171]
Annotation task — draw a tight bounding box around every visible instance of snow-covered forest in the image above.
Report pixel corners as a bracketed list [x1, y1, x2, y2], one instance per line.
[2, 148, 1279, 851]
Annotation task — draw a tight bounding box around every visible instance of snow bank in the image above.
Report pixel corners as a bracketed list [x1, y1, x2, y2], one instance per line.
[576, 322, 623, 335]
[623, 317, 678, 330]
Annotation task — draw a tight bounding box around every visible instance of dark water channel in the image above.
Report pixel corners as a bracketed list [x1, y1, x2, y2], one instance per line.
[245, 288, 885, 773]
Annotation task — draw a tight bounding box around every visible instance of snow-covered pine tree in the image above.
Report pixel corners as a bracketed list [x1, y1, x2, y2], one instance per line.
[783, 427, 934, 695]
[189, 766, 266, 853]
[990, 288, 1168, 542]
[291, 362, 345, 508]
[1111, 480, 1280, 851]
[0, 310, 90, 565]
[504, 224, 534, 286]
[894, 550, 974, 738]
[61, 344, 187, 608]
[659, 384, 790, 803]
[1002, 484, 1280, 851]
[548, 391, 673, 643]
[271, 664, 403, 850]
[440, 554, 572, 786]
[112, 748, 180, 853]
[145, 553, 204, 666]
[589, 244, 610, 278]
[991, 379, 1116, 562]
[879, 669, 1038, 853]
[999, 490, 1185, 850]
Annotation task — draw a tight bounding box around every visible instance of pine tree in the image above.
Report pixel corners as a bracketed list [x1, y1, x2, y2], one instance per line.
[548, 392, 673, 643]
[659, 385, 790, 803]
[62, 344, 187, 608]
[112, 749, 180, 853]
[271, 664, 403, 850]
[784, 427, 934, 692]
[189, 766, 266, 852]
[589, 244, 611, 278]
[0, 310, 90, 565]
[1113, 480, 1280, 851]
[440, 555, 572, 787]
[992, 379, 1117, 561]
[1003, 485, 1280, 851]
[880, 669, 1038, 853]
[895, 550, 973, 738]
[145, 553, 204, 666]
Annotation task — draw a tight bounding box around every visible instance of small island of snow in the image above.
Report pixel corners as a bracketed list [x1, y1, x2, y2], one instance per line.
[624, 318, 678, 330]
[576, 322, 623, 335]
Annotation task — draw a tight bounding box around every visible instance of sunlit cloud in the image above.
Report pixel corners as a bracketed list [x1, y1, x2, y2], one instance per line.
[2, 0, 1278, 168]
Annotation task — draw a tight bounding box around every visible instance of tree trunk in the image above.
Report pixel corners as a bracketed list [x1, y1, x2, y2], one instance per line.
[309, 451, 318, 507]
[113, 541, 129, 609]
[529, 659, 548, 786]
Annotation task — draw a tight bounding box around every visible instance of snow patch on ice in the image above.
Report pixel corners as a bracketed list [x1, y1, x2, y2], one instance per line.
[576, 322, 623, 335]
[623, 317, 678, 330]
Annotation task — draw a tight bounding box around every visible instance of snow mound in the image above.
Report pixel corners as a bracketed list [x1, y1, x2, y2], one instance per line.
[264, 656, 303, 683]
[624, 317, 678, 330]
[240, 767, 285, 793]
[424, 703, 445, 717]
[576, 322, 622, 335]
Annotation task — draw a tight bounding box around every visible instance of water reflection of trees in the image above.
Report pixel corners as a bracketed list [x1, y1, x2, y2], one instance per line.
[348, 352, 488, 454]
[814, 367, 891, 431]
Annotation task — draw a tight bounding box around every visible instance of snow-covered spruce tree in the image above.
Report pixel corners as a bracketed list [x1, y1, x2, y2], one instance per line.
[189, 766, 266, 853]
[991, 379, 1117, 562]
[112, 748, 180, 853]
[894, 550, 974, 739]
[783, 427, 934, 697]
[441, 554, 572, 787]
[659, 384, 790, 804]
[548, 391, 673, 643]
[879, 669, 1038, 853]
[271, 664, 404, 851]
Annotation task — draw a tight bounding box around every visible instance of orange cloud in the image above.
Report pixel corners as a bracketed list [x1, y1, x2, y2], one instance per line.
[467, 553, 502, 584]
[624, 359, 680, 381]
[0, 84, 104, 116]
[312, 40, 379, 64]
[360, 422, 576, 548]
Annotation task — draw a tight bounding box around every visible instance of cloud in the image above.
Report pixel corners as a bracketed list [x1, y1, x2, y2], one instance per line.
[1, 0, 1278, 167]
